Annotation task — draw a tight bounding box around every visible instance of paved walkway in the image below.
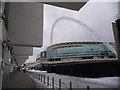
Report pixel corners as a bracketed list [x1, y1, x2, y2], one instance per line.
[4, 71, 37, 88]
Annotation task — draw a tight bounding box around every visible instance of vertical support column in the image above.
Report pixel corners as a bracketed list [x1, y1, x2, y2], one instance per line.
[115, 19, 120, 60]
[112, 19, 120, 60]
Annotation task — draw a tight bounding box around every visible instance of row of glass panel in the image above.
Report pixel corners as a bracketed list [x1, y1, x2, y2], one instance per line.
[46, 45, 115, 59]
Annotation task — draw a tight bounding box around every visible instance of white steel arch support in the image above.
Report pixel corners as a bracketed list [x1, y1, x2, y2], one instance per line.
[51, 17, 117, 56]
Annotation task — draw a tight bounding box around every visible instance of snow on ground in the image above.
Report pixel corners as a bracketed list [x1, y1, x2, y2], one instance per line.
[28, 69, 47, 73]
[27, 69, 119, 88]
[85, 76, 119, 88]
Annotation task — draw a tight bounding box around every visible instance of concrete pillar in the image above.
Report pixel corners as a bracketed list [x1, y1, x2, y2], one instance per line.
[112, 23, 118, 58]
[115, 19, 120, 60]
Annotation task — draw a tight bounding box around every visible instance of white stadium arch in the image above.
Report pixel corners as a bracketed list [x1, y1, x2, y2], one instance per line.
[51, 17, 117, 55]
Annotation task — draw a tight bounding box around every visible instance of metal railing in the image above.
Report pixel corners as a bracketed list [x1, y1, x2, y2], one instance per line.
[27, 71, 90, 90]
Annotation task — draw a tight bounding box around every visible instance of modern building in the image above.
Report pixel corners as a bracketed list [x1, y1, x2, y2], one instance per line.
[44, 42, 116, 62]
[38, 42, 118, 78]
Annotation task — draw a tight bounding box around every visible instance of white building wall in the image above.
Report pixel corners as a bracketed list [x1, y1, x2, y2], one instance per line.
[0, 21, 3, 90]
[0, 20, 13, 89]
[0, 20, 11, 89]
[0, 1, 3, 86]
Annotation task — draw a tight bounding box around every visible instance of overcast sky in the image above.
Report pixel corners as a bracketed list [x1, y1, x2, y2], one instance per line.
[26, 1, 119, 63]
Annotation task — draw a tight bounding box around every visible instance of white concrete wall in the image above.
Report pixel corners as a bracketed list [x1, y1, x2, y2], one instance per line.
[1, 20, 13, 89]
[0, 1, 3, 89]
[0, 21, 2, 90]
[0, 2, 6, 88]
[0, 20, 11, 89]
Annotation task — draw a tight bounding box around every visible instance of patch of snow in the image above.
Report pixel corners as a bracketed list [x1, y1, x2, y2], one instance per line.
[27, 70, 119, 88]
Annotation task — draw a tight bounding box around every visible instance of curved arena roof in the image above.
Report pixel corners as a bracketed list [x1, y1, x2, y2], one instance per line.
[47, 42, 106, 50]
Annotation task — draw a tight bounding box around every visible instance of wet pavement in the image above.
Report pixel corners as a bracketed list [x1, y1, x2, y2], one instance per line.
[4, 71, 36, 88]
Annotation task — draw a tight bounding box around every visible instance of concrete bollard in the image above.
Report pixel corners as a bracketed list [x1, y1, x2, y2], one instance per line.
[52, 77, 54, 89]
[41, 75, 42, 82]
[59, 79, 61, 90]
[47, 76, 49, 86]
[39, 74, 40, 80]
[44, 75, 45, 84]
[87, 86, 90, 90]
[70, 82, 72, 90]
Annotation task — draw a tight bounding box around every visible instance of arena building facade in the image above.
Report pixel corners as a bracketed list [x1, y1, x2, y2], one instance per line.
[37, 42, 119, 78]
[44, 42, 116, 61]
